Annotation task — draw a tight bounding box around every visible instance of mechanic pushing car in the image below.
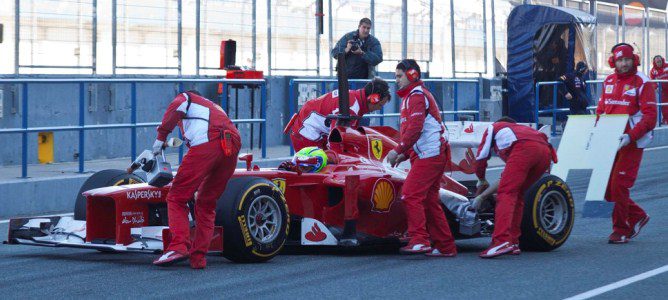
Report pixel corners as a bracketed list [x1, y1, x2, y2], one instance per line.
[473, 117, 557, 258]
[284, 77, 391, 151]
[597, 43, 655, 244]
[151, 90, 241, 269]
[386, 59, 457, 257]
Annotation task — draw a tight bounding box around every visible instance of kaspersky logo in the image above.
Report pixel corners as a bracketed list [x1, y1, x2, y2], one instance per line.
[126, 190, 162, 200]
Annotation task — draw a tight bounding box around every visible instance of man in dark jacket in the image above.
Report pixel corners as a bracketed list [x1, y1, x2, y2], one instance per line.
[558, 61, 591, 116]
[330, 18, 383, 79]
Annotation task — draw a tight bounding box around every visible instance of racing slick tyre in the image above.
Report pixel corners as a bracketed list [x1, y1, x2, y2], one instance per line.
[519, 175, 575, 252]
[215, 177, 289, 263]
[74, 169, 145, 220]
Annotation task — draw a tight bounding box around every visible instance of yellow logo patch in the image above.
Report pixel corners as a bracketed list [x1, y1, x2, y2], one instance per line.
[371, 139, 383, 160]
[272, 178, 286, 194]
[371, 178, 395, 213]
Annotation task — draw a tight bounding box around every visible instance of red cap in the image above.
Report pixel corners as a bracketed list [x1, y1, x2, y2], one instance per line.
[612, 44, 634, 62]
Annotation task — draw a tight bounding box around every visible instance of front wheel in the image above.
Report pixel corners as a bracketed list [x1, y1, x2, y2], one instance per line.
[215, 177, 290, 263]
[519, 175, 575, 252]
[74, 169, 145, 220]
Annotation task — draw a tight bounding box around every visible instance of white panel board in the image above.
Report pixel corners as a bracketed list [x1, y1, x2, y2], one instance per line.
[551, 115, 629, 201]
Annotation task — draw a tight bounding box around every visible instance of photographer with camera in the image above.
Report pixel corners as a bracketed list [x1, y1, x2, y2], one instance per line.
[330, 18, 383, 79]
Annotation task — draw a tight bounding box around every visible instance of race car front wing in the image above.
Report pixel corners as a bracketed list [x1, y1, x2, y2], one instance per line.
[5, 216, 166, 253]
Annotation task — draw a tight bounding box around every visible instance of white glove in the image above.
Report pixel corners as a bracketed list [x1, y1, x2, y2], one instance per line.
[152, 139, 165, 155]
[618, 134, 631, 150]
[386, 150, 398, 167]
[470, 195, 485, 211]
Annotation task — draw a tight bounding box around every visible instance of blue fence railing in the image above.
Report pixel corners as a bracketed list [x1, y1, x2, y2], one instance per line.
[0, 78, 267, 178]
[288, 77, 482, 155]
[535, 79, 666, 134]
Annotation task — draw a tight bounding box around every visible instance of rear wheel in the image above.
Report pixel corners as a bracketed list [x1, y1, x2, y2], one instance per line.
[519, 175, 574, 251]
[74, 169, 145, 220]
[215, 177, 289, 263]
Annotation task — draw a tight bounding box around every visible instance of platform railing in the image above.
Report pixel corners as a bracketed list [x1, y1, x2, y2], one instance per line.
[288, 77, 481, 154]
[0, 78, 267, 178]
[535, 79, 666, 134]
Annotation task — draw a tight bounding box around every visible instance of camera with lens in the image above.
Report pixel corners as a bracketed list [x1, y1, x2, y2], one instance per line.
[350, 35, 363, 52]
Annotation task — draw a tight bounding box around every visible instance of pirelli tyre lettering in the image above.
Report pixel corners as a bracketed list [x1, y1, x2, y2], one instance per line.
[520, 175, 575, 252]
[215, 177, 290, 263]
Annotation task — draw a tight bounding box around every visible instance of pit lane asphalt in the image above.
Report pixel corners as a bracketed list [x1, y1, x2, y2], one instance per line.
[1, 148, 667, 299]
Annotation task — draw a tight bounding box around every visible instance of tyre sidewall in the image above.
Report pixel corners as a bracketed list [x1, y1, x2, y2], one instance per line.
[520, 175, 575, 251]
[217, 177, 289, 263]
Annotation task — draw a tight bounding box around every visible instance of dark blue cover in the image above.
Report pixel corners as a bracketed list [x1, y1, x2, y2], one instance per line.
[506, 5, 595, 122]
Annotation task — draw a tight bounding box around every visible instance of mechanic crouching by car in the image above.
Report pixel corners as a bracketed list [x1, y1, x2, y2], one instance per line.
[386, 59, 457, 257]
[151, 90, 241, 269]
[473, 117, 557, 258]
[597, 43, 655, 244]
[284, 77, 391, 151]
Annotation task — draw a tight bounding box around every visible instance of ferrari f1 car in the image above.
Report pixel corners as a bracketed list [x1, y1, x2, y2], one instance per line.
[5, 54, 574, 263]
[6, 123, 575, 263]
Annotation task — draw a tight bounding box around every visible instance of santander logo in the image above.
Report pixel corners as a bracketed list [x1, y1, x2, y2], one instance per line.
[305, 223, 327, 242]
[464, 124, 474, 134]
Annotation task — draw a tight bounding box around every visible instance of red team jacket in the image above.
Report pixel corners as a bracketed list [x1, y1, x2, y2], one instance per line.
[157, 92, 240, 147]
[596, 71, 657, 148]
[650, 57, 668, 101]
[475, 122, 555, 179]
[287, 89, 370, 142]
[394, 81, 447, 159]
[650, 57, 668, 81]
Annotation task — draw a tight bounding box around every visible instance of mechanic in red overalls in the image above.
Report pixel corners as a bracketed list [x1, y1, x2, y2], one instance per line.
[474, 117, 557, 258]
[284, 78, 391, 151]
[649, 55, 668, 124]
[152, 90, 241, 269]
[597, 43, 655, 244]
[386, 59, 457, 257]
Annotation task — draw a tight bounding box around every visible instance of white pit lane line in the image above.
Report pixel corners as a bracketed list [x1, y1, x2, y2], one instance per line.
[564, 264, 668, 300]
[0, 212, 74, 224]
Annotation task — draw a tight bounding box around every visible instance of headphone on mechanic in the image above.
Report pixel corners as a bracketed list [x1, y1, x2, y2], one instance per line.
[368, 80, 381, 104]
[367, 78, 389, 105]
[608, 43, 640, 68]
[399, 60, 420, 82]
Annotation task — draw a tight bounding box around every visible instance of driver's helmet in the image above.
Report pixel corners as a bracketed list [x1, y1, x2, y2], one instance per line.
[293, 147, 328, 173]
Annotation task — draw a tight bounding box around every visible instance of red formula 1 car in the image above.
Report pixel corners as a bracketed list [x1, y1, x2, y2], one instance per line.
[6, 124, 575, 263]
